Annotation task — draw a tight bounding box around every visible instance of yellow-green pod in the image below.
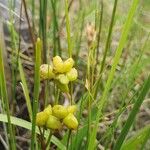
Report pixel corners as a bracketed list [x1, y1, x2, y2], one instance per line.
[56, 74, 69, 85]
[40, 64, 55, 80]
[63, 113, 78, 130]
[67, 105, 77, 114]
[53, 56, 64, 73]
[63, 58, 74, 72]
[36, 111, 48, 127]
[44, 104, 52, 116]
[55, 80, 69, 93]
[46, 115, 62, 130]
[52, 105, 68, 119]
[66, 68, 78, 81]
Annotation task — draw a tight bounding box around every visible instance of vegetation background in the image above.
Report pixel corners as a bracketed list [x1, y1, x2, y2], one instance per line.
[0, 0, 150, 149]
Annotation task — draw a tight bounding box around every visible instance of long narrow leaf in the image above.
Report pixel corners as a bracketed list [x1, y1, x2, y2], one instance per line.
[113, 75, 150, 150]
[0, 114, 66, 150]
[88, 0, 140, 149]
[18, 59, 32, 120]
[31, 38, 42, 149]
[121, 124, 150, 150]
[0, 22, 16, 150]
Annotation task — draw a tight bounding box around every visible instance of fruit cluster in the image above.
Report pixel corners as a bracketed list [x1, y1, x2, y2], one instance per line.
[36, 104, 78, 130]
[40, 56, 78, 92]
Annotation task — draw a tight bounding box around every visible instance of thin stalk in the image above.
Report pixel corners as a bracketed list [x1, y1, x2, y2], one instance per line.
[39, 0, 47, 63]
[8, 0, 18, 113]
[75, 11, 85, 64]
[94, 0, 103, 78]
[50, 0, 61, 56]
[60, 0, 74, 28]
[113, 75, 150, 150]
[100, 0, 118, 74]
[65, 0, 72, 57]
[66, 130, 72, 150]
[0, 28, 16, 150]
[88, 0, 139, 149]
[46, 130, 52, 148]
[31, 38, 42, 150]
[22, 0, 35, 48]
[94, 0, 118, 99]
[31, 0, 35, 29]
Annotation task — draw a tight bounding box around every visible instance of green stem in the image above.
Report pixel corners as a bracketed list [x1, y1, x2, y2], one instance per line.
[65, 0, 72, 57]
[31, 38, 42, 150]
[0, 25, 16, 150]
[50, 0, 62, 56]
[100, 0, 118, 73]
[113, 75, 150, 150]
[66, 130, 72, 150]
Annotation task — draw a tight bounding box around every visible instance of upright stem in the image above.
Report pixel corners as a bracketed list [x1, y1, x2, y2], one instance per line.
[31, 38, 41, 150]
[65, 0, 72, 57]
[100, 0, 118, 74]
[0, 24, 16, 150]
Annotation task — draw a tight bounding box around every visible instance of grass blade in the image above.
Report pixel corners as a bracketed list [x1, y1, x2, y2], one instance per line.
[0, 114, 66, 150]
[0, 23, 16, 150]
[18, 59, 32, 120]
[121, 124, 150, 150]
[31, 38, 42, 149]
[113, 75, 150, 150]
[65, 0, 72, 57]
[88, 0, 140, 149]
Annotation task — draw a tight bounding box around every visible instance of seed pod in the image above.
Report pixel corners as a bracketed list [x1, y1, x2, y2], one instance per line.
[56, 74, 69, 85]
[55, 80, 69, 93]
[63, 58, 74, 72]
[40, 64, 55, 80]
[46, 115, 62, 130]
[63, 113, 78, 130]
[44, 104, 52, 116]
[67, 105, 77, 114]
[52, 105, 68, 119]
[36, 111, 48, 126]
[66, 68, 78, 81]
[53, 56, 64, 73]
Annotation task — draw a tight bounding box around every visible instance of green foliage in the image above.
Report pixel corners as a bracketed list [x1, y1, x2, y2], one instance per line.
[0, 0, 150, 149]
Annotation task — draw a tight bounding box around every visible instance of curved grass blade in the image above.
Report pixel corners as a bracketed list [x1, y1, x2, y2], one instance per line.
[0, 22, 16, 150]
[88, 0, 140, 149]
[18, 59, 32, 120]
[121, 124, 150, 150]
[31, 38, 42, 149]
[0, 114, 66, 150]
[113, 75, 150, 150]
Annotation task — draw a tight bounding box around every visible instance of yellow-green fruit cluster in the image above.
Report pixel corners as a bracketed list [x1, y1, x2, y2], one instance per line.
[36, 104, 78, 130]
[40, 56, 78, 92]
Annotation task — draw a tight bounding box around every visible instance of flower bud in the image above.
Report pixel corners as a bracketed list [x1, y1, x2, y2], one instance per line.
[53, 56, 64, 73]
[63, 113, 78, 130]
[55, 81, 69, 93]
[66, 68, 78, 81]
[63, 58, 74, 72]
[36, 111, 48, 126]
[40, 64, 55, 80]
[52, 105, 68, 119]
[67, 105, 77, 114]
[46, 115, 62, 130]
[43, 104, 52, 116]
[56, 74, 69, 85]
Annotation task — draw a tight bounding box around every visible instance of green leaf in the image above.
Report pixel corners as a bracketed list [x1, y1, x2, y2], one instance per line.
[113, 75, 150, 150]
[88, 0, 140, 149]
[121, 124, 150, 150]
[0, 114, 66, 150]
[18, 59, 32, 120]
